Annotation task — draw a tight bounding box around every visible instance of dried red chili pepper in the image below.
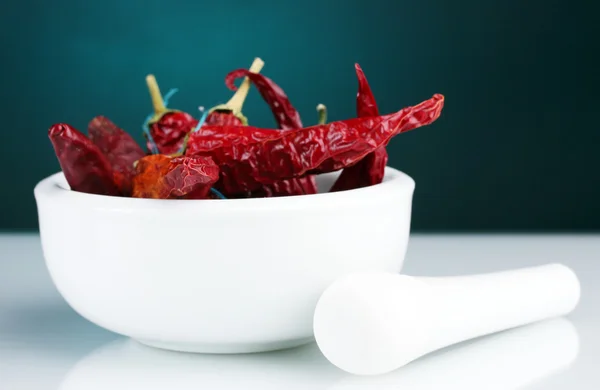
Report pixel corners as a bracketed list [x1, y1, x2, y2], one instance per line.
[257, 104, 326, 198]
[144, 75, 198, 155]
[190, 120, 317, 197]
[48, 123, 120, 196]
[131, 155, 219, 199]
[205, 58, 265, 127]
[131, 155, 170, 198]
[224, 68, 303, 130]
[221, 66, 319, 197]
[186, 94, 444, 194]
[330, 64, 388, 192]
[202, 59, 317, 198]
[88, 116, 145, 196]
[329, 148, 388, 192]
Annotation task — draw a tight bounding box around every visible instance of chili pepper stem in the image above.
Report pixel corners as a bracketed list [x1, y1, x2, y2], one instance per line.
[146, 75, 166, 115]
[210, 58, 265, 125]
[225, 57, 265, 113]
[317, 104, 327, 125]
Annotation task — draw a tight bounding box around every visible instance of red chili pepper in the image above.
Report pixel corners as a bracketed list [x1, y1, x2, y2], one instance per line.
[330, 64, 388, 192]
[186, 94, 444, 194]
[205, 58, 265, 127]
[191, 123, 317, 197]
[224, 69, 303, 130]
[48, 123, 120, 196]
[131, 154, 219, 199]
[88, 116, 146, 195]
[144, 75, 198, 155]
[148, 111, 198, 155]
[203, 59, 317, 198]
[223, 67, 319, 197]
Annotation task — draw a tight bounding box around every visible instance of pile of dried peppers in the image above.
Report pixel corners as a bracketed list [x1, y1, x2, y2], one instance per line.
[48, 58, 445, 200]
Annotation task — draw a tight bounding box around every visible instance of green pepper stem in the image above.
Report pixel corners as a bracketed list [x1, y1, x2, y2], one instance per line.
[317, 103, 327, 125]
[225, 57, 264, 113]
[146, 74, 166, 115]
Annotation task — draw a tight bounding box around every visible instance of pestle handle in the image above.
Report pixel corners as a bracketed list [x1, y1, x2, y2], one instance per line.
[313, 264, 580, 376]
[422, 263, 580, 351]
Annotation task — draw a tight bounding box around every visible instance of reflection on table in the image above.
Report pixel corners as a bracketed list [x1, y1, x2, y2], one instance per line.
[60, 318, 578, 390]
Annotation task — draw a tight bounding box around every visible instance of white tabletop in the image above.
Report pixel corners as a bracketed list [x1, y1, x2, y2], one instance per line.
[1, 234, 599, 389]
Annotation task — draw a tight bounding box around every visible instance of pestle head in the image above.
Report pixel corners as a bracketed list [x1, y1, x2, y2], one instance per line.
[313, 272, 435, 376]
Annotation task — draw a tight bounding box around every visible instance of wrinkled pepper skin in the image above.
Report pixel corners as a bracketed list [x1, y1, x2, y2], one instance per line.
[131, 155, 219, 199]
[248, 177, 317, 197]
[194, 120, 317, 197]
[88, 116, 145, 195]
[48, 123, 120, 196]
[147, 112, 198, 155]
[205, 111, 245, 127]
[330, 64, 388, 192]
[205, 68, 317, 198]
[225, 69, 303, 130]
[186, 94, 444, 194]
[201, 112, 317, 197]
[225, 175, 317, 198]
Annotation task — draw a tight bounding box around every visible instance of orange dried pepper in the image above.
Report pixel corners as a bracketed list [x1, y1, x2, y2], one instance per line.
[132, 155, 219, 199]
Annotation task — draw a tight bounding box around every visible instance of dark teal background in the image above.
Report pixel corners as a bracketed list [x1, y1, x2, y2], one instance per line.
[0, 0, 597, 231]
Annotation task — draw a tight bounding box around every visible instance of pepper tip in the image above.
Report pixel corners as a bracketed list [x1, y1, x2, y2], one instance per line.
[48, 123, 70, 136]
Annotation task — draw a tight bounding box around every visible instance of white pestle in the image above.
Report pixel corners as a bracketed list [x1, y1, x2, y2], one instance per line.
[313, 263, 580, 376]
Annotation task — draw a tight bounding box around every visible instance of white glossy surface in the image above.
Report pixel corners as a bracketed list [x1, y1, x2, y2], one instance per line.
[33, 168, 414, 353]
[1, 234, 599, 389]
[314, 264, 580, 375]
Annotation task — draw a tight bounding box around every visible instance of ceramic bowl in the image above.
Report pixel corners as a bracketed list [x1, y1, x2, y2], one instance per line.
[34, 167, 415, 353]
